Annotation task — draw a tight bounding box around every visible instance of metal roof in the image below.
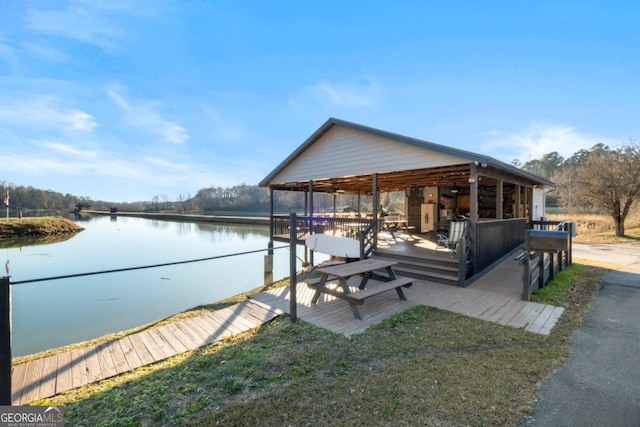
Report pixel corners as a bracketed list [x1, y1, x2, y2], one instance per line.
[259, 117, 554, 192]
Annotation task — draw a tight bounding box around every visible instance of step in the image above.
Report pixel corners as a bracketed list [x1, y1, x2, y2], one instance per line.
[392, 266, 459, 284]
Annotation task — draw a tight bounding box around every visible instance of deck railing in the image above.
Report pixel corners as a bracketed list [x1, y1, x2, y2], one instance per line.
[474, 218, 527, 273]
[272, 215, 374, 244]
[521, 220, 574, 300]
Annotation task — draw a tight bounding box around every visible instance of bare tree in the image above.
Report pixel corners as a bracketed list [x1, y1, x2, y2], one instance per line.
[573, 142, 640, 236]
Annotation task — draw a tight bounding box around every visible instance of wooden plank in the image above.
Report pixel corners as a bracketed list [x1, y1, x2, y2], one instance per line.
[83, 344, 103, 383]
[95, 342, 117, 379]
[205, 311, 244, 335]
[69, 347, 88, 389]
[521, 303, 546, 331]
[236, 304, 270, 327]
[460, 292, 503, 317]
[245, 298, 285, 317]
[538, 306, 565, 335]
[237, 301, 277, 324]
[475, 295, 513, 320]
[37, 355, 58, 399]
[137, 330, 166, 362]
[175, 320, 208, 348]
[345, 277, 412, 303]
[216, 305, 257, 330]
[485, 299, 527, 324]
[19, 357, 44, 404]
[106, 340, 131, 375]
[166, 322, 199, 350]
[118, 336, 144, 370]
[54, 351, 73, 395]
[156, 325, 189, 354]
[507, 303, 538, 329]
[147, 327, 179, 359]
[527, 304, 556, 334]
[127, 332, 156, 365]
[179, 318, 214, 345]
[10, 362, 28, 405]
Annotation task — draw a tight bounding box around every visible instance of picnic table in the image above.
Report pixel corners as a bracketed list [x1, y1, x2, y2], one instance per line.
[307, 258, 413, 319]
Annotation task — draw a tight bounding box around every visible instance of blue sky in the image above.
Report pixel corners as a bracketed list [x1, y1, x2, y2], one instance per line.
[0, 1, 637, 202]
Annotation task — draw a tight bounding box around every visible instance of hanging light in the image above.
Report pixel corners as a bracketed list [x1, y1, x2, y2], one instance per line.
[451, 182, 459, 194]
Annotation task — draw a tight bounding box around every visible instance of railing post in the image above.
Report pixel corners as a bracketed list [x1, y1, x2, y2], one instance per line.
[0, 276, 11, 405]
[289, 213, 297, 322]
[538, 252, 545, 289]
[457, 237, 466, 286]
[522, 251, 530, 301]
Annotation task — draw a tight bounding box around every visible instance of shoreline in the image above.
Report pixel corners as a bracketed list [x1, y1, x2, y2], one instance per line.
[86, 210, 270, 226]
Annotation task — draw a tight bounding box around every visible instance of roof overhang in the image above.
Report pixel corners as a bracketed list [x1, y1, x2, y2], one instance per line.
[261, 118, 554, 194]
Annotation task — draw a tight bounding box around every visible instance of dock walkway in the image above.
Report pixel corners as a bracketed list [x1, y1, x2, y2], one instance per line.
[11, 260, 564, 405]
[250, 279, 564, 338]
[11, 299, 282, 405]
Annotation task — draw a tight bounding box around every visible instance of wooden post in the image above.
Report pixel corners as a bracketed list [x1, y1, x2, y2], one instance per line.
[289, 213, 297, 321]
[522, 251, 530, 301]
[469, 163, 478, 275]
[0, 276, 11, 404]
[372, 173, 378, 250]
[538, 252, 546, 288]
[496, 179, 503, 220]
[457, 238, 466, 286]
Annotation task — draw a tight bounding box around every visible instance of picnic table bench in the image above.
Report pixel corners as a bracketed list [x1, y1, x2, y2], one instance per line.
[306, 258, 413, 319]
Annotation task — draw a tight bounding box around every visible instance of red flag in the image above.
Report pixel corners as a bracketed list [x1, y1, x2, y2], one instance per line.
[2, 194, 7, 206]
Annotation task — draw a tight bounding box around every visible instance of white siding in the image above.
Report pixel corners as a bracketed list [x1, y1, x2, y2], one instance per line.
[270, 126, 467, 184]
[532, 188, 546, 220]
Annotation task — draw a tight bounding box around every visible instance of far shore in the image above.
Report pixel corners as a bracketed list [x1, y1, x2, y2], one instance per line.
[85, 210, 271, 226]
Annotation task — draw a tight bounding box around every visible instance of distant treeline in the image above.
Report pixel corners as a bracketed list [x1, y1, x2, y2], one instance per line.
[0, 182, 402, 216]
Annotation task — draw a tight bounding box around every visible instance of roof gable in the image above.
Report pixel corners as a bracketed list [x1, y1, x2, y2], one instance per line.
[259, 118, 553, 188]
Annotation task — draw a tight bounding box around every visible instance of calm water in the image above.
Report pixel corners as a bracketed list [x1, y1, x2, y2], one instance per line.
[7, 215, 322, 356]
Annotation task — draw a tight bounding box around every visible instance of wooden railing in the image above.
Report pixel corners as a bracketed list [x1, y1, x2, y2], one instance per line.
[272, 215, 373, 243]
[474, 218, 527, 273]
[272, 214, 376, 260]
[358, 221, 376, 259]
[521, 221, 574, 300]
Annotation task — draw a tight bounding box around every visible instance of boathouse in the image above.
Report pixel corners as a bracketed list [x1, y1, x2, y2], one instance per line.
[259, 118, 554, 286]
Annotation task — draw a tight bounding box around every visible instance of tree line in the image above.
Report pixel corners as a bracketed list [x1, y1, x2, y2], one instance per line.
[4, 139, 640, 237]
[514, 140, 640, 236]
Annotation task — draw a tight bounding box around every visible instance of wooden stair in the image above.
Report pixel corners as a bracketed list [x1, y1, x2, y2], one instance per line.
[372, 249, 461, 286]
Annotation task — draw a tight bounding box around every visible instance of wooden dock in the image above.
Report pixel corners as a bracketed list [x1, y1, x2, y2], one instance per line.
[11, 299, 283, 405]
[249, 278, 564, 338]
[10, 258, 563, 405]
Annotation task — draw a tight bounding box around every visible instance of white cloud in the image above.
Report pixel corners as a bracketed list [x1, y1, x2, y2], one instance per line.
[301, 77, 381, 109]
[25, 3, 125, 51]
[0, 96, 97, 132]
[23, 0, 168, 51]
[480, 122, 620, 163]
[38, 140, 98, 158]
[107, 87, 190, 144]
[145, 157, 189, 170]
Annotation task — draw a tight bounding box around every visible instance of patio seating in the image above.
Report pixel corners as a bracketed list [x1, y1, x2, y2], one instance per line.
[434, 221, 468, 256]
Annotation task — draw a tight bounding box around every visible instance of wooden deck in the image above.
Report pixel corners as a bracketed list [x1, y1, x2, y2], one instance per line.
[11, 299, 283, 405]
[10, 242, 561, 406]
[249, 277, 564, 338]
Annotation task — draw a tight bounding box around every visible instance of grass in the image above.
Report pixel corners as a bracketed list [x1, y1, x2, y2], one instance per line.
[34, 263, 603, 426]
[547, 211, 640, 243]
[0, 217, 83, 239]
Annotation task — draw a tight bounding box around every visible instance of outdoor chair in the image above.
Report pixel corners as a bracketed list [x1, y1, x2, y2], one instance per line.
[434, 221, 467, 257]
